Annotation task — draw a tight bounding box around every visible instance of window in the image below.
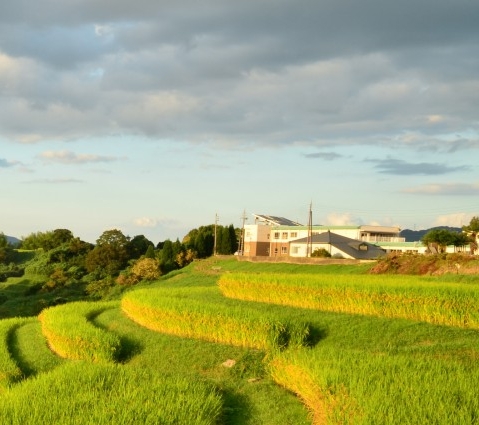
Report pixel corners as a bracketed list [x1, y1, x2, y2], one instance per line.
[290, 232, 298, 238]
[281, 246, 288, 254]
[359, 244, 368, 251]
[292, 246, 300, 254]
[274, 247, 278, 254]
[274, 232, 280, 239]
[282, 232, 288, 239]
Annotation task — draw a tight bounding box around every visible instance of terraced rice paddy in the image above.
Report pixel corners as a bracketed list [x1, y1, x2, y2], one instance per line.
[0, 257, 478, 424]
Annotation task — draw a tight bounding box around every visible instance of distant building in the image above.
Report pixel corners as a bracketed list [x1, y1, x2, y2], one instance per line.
[242, 214, 401, 259]
[241, 213, 469, 258]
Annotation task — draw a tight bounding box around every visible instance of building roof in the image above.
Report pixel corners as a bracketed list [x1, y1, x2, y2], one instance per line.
[292, 231, 386, 260]
[253, 214, 303, 226]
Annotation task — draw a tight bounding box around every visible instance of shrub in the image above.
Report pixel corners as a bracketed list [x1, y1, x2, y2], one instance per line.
[311, 248, 331, 258]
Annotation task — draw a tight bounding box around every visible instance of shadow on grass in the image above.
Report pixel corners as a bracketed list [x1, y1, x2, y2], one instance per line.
[7, 323, 36, 379]
[117, 335, 144, 363]
[306, 325, 328, 348]
[89, 309, 144, 363]
[221, 388, 253, 425]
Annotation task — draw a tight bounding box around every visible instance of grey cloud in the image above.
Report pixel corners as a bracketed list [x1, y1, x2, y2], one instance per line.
[0, 0, 478, 150]
[367, 158, 469, 175]
[303, 152, 343, 161]
[0, 158, 14, 167]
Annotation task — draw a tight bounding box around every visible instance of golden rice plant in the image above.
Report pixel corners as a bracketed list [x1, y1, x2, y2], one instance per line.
[219, 273, 479, 329]
[38, 301, 121, 363]
[121, 287, 310, 350]
[268, 345, 479, 425]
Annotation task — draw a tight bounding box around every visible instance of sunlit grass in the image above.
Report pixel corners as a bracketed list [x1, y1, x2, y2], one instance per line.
[0, 362, 223, 425]
[0, 317, 29, 390]
[39, 301, 121, 363]
[122, 287, 310, 350]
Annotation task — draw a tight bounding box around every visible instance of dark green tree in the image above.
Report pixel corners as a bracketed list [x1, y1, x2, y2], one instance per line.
[144, 245, 156, 259]
[0, 233, 14, 264]
[85, 229, 130, 276]
[158, 239, 176, 273]
[128, 235, 154, 259]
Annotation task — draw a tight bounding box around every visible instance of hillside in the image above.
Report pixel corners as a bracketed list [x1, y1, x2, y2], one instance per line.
[400, 226, 462, 242]
[0, 257, 478, 424]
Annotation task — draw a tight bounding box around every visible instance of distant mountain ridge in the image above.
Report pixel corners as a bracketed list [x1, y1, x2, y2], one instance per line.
[400, 226, 462, 242]
[5, 235, 21, 246]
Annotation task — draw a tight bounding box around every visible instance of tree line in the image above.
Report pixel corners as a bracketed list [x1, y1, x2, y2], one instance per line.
[0, 224, 239, 296]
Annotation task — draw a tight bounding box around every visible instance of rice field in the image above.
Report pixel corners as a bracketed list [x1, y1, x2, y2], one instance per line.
[268, 346, 479, 425]
[218, 272, 479, 328]
[0, 361, 223, 425]
[38, 301, 122, 363]
[122, 286, 311, 350]
[0, 257, 478, 424]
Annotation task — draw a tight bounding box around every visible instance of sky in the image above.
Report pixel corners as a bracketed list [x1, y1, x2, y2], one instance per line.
[1, 0, 478, 244]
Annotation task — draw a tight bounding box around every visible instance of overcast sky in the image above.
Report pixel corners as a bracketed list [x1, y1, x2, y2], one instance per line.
[1, 0, 478, 243]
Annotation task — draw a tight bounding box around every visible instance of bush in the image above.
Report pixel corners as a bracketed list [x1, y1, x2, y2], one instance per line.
[311, 248, 331, 258]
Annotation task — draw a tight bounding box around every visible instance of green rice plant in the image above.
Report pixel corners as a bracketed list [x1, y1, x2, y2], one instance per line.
[0, 317, 31, 390]
[0, 361, 223, 425]
[219, 272, 479, 329]
[38, 301, 121, 363]
[121, 287, 310, 350]
[268, 345, 479, 425]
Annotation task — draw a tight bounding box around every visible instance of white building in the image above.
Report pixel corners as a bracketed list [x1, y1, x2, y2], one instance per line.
[242, 214, 403, 259]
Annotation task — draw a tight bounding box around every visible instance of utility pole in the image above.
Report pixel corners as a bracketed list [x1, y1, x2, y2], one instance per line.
[307, 202, 312, 257]
[214, 213, 219, 256]
[239, 209, 247, 255]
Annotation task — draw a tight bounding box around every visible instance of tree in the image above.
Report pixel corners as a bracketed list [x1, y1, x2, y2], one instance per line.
[462, 216, 479, 254]
[183, 225, 214, 258]
[216, 225, 238, 255]
[85, 229, 130, 276]
[144, 245, 156, 259]
[128, 235, 154, 260]
[158, 239, 176, 273]
[421, 229, 459, 253]
[21, 229, 74, 251]
[0, 233, 14, 264]
[130, 257, 161, 281]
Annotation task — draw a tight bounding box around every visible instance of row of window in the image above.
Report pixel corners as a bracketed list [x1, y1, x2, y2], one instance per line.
[273, 231, 298, 240]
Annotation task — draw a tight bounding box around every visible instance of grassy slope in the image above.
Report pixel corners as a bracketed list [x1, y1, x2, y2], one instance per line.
[0, 256, 478, 424]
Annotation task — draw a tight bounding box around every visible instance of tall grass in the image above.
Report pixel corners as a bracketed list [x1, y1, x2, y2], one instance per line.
[39, 301, 121, 363]
[269, 345, 479, 424]
[219, 272, 479, 328]
[0, 361, 223, 425]
[0, 317, 30, 390]
[122, 287, 310, 350]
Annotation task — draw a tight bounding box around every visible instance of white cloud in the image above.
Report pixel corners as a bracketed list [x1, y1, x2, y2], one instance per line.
[133, 217, 158, 228]
[38, 150, 122, 164]
[402, 183, 479, 195]
[433, 213, 473, 228]
[324, 212, 361, 226]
